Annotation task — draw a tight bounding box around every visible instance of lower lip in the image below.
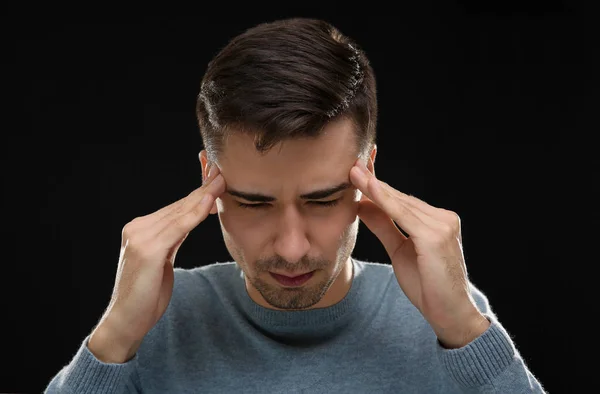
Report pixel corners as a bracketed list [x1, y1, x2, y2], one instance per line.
[270, 271, 315, 287]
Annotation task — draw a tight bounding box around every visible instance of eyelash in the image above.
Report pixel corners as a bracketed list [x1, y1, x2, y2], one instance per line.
[236, 199, 341, 209]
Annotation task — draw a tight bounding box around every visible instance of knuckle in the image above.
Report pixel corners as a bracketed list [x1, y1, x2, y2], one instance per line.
[121, 221, 136, 239]
[127, 234, 158, 257]
[124, 235, 144, 255]
[440, 223, 455, 238]
[442, 209, 461, 228]
[130, 215, 145, 224]
[454, 214, 461, 229]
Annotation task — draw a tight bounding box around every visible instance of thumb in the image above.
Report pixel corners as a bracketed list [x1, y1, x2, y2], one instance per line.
[358, 199, 406, 259]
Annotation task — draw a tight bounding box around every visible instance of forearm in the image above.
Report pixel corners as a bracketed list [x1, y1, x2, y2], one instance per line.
[88, 319, 143, 364]
[436, 311, 491, 349]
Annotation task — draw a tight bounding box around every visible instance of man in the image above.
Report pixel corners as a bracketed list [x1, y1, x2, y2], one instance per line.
[45, 17, 545, 393]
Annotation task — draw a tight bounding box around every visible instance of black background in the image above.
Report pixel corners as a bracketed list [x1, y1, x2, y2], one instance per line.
[5, 3, 596, 393]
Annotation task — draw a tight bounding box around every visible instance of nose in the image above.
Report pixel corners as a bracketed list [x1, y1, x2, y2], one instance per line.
[273, 206, 310, 264]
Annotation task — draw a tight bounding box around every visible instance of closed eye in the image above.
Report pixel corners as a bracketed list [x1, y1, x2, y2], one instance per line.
[236, 199, 341, 209]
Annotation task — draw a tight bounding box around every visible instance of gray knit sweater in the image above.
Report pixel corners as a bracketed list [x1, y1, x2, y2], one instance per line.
[45, 259, 545, 393]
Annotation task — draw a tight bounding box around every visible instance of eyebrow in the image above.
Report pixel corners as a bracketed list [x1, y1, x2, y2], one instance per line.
[226, 182, 352, 203]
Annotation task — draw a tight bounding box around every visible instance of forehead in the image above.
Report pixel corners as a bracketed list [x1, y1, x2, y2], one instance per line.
[219, 118, 358, 194]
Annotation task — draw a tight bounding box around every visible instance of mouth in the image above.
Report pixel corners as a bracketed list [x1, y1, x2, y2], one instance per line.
[270, 271, 315, 287]
[271, 271, 313, 278]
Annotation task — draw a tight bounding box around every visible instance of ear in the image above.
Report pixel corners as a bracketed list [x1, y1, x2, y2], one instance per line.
[367, 144, 377, 176]
[357, 144, 377, 204]
[198, 150, 218, 215]
[199, 150, 210, 184]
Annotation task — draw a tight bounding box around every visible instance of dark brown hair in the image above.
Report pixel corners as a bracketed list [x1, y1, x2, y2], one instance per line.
[196, 17, 377, 163]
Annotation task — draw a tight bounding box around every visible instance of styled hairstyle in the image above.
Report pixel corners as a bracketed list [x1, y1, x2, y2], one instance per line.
[196, 17, 377, 164]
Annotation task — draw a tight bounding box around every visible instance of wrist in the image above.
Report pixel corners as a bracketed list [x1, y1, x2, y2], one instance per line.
[436, 312, 490, 349]
[88, 318, 142, 364]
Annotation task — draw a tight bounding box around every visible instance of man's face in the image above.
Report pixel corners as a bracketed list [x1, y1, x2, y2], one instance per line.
[200, 117, 376, 311]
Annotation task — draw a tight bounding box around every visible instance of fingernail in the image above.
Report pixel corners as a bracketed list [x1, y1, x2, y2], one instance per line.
[357, 160, 369, 175]
[207, 164, 215, 179]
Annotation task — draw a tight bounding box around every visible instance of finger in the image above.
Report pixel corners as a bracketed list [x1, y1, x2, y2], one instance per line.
[357, 199, 407, 258]
[380, 182, 453, 223]
[140, 165, 223, 226]
[376, 180, 462, 239]
[202, 163, 220, 186]
[349, 162, 435, 238]
[162, 164, 223, 220]
[171, 165, 224, 219]
[366, 156, 440, 217]
[156, 174, 225, 247]
[375, 180, 440, 227]
[183, 172, 226, 215]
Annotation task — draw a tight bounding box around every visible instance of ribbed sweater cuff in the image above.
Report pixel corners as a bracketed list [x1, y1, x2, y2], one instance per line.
[61, 335, 137, 394]
[437, 316, 516, 388]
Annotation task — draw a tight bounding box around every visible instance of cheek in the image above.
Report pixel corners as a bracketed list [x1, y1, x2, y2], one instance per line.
[342, 195, 361, 225]
[218, 200, 267, 243]
[314, 201, 359, 241]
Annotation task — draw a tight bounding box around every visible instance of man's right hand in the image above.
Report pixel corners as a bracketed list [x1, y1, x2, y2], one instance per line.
[88, 164, 226, 363]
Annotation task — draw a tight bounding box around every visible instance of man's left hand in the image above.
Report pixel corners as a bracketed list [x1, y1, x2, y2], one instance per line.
[349, 157, 490, 349]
